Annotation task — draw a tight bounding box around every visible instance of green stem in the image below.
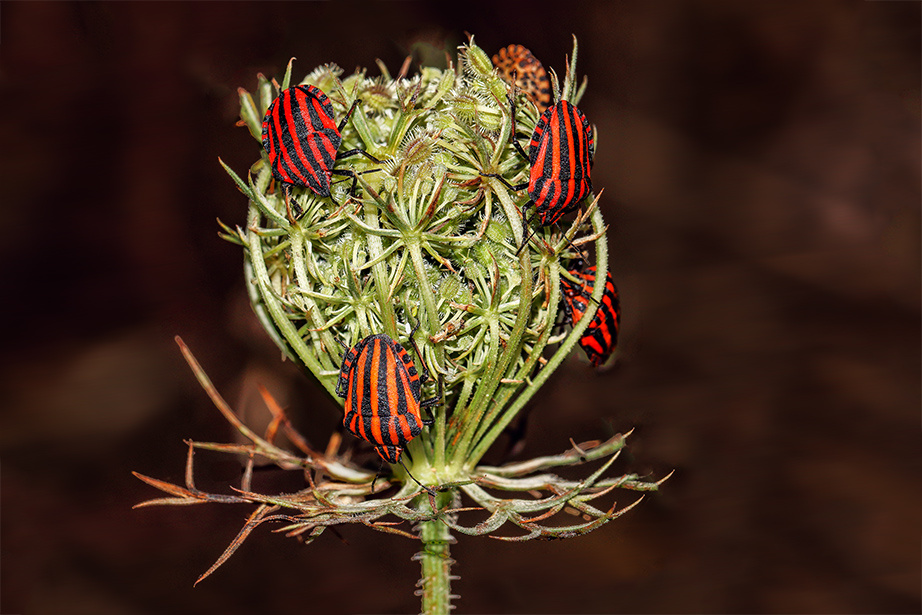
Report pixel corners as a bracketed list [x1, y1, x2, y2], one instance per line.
[463, 250, 536, 460]
[416, 495, 455, 615]
[448, 247, 533, 471]
[406, 241, 447, 468]
[487, 178, 524, 248]
[288, 227, 337, 371]
[465, 262, 559, 466]
[466, 207, 609, 468]
[246, 204, 338, 399]
[385, 108, 424, 157]
[362, 201, 399, 339]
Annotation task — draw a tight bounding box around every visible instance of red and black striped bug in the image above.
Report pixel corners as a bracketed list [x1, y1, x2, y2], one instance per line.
[262, 84, 380, 211]
[560, 266, 620, 367]
[492, 44, 552, 113]
[484, 94, 595, 257]
[335, 328, 439, 492]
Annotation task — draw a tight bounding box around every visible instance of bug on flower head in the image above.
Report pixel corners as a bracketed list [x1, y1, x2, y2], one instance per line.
[561, 266, 620, 367]
[335, 330, 439, 466]
[492, 44, 552, 113]
[261, 84, 381, 211]
[522, 99, 594, 226]
[484, 95, 595, 257]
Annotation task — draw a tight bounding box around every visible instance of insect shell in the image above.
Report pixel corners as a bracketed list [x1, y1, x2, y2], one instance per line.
[493, 44, 552, 113]
[524, 99, 595, 227]
[262, 84, 343, 198]
[261, 84, 380, 208]
[560, 266, 621, 367]
[335, 333, 438, 463]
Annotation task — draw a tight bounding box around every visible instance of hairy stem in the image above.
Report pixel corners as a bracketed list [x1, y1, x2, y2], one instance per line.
[416, 493, 456, 615]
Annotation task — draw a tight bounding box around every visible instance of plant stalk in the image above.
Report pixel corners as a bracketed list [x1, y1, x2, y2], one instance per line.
[416, 492, 455, 615]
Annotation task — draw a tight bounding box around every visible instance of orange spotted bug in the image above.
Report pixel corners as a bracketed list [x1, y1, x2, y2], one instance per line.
[492, 44, 552, 113]
[335, 328, 439, 487]
[561, 266, 620, 367]
[262, 84, 380, 210]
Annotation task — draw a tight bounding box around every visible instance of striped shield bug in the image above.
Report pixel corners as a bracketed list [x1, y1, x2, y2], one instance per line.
[262, 84, 381, 211]
[335, 327, 440, 491]
[560, 266, 620, 367]
[492, 44, 552, 113]
[521, 99, 595, 226]
[484, 95, 595, 258]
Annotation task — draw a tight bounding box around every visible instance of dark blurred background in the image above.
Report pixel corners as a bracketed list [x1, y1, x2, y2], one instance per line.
[1, 1, 919, 613]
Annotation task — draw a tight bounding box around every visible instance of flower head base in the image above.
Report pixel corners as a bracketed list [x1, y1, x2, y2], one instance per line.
[137, 37, 667, 596]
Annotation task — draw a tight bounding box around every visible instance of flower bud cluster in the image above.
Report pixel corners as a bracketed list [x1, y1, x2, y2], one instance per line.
[135, 38, 663, 595]
[223, 37, 609, 477]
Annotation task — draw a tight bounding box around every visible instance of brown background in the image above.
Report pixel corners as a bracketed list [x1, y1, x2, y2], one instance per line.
[1, 1, 919, 613]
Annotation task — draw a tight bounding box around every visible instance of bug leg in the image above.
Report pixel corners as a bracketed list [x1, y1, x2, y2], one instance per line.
[329, 169, 359, 200]
[561, 233, 591, 268]
[519, 200, 533, 233]
[480, 172, 528, 192]
[408, 317, 442, 416]
[282, 186, 305, 221]
[398, 456, 437, 497]
[419, 371, 443, 417]
[336, 148, 383, 164]
[407, 317, 431, 385]
[420, 396, 441, 424]
[419, 370, 442, 428]
[335, 340, 361, 399]
[374, 445, 436, 495]
[515, 203, 539, 256]
[336, 99, 361, 133]
[330, 166, 384, 201]
[515, 220, 589, 267]
[511, 136, 530, 161]
[420, 394, 441, 411]
[370, 456, 386, 493]
[505, 90, 531, 161]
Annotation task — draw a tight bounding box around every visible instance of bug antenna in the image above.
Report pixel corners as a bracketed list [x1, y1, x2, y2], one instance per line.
[563, 234, 591, 268]
[399, 458, 437, 497]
